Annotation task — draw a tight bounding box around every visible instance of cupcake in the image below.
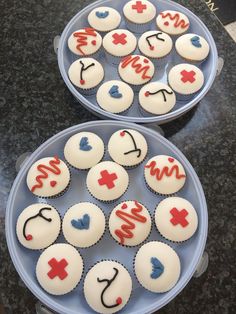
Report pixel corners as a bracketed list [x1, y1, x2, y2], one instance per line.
[88, 7, 121, 33]
[68, 28, 102, 58]
[123, 0, 157, 33]
[118, 55, 155, 91]
[26, 156, 70, 198]
[134, 241, 181, 293]
[156, 10, 190, 36]
[175, 33, 210, 64]
[103, 29, 137, 65]
[86, 161, 129, 202]
[144, 155, 186, 195]
[68, 58, 104, 95]
[109, 200, 152, 246]
[36, 243, 83, 295]
[64, 132, 105, 170]
[16, 204, 61, 250]
[138, 31, 173, 66]
[96, 80, 134, 114]
[84, 260, 132, 313]
[168, 63, 204, 100]
[155, 197, 198, 242]
[108, 129, 148, 167]
[139, 82, 176, 115]
[62, 202, 106, 248]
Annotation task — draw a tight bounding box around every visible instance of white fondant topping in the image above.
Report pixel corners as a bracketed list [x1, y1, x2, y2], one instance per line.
[68, 58, 104, 89]
[97, 80, 134, 114]
[64, 132, 104, 169]
[62, 203, 106, 248]
[139, 82, 176, 115]
[123, 0, 156, 24]
[144, 155, 186, 195]
[156, 10, 190, 35]
[109, 201, 151, 246]
[16, 204, 61, 250]
[108, 129, 148, 167]
[86, 161, 129, 202]
[175, 33, 210, 61]
[36, 243, 83, 295]
[135, 241, 181, 293]
[103, 29, 137, 57]
[138, 31, 173, 58]
[155, 197, 198, 242]
[84, 261, 132, 314]
[168, 63, 204, 95]
[26, 157, 70, 197]
[88, 7, 121, 32]
[118, 55, 155, 86]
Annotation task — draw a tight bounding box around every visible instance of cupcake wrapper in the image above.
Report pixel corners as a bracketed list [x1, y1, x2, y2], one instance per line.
[173, 52, 205, 66]
[77, 79, 104, 96]
[125, 18, 152, 34]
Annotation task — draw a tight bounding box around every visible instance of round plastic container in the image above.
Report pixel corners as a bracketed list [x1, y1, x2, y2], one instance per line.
[6, 121, 208, 314]
[58, 0, 218, 124]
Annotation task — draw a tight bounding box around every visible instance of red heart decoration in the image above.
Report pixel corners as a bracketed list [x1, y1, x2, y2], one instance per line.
[145, 91, 150, 97]
[164, 21, 169, 26]
[120, 131, 125, 137]
[26, 234, 33, 241]
[121, 203, 128, 209]
[144, 59, 149, 64]
[116, 297, 122, 305]
[91, 40, 97, 46]
[80, 79, 85, 85]
[150, 46, 154, 51]
[50, 180, 57, 187]
[168, 158, 175, 163]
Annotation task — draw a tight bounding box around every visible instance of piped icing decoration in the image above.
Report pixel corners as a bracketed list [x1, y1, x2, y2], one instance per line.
[120, 130, 141, 158]
[47, 258, 68, 280]
[73, 28, 97, 55]
[79, 137, 92, 151]
[98, 170, 118, 189]
[191, 35, 202, 48]
[114, 201, 147, 245]
[31, 156, 61, 193]
[150, 257, 164, 279]
[145, 32, 165, 50]
[132, 1, 147, 13]
[71, 214, 90, 230]
[79, 60, 95, 85]
[95, 11, 109, 18]
[112, 33, 127, 45]
[109, 85, 123, 99]
[160, 12, 189, 29]
[145, 88, 173, 101]
[181, 70, 196, 83]
[170, 207, 189, 227]
[23, 207, 52, 241]
[121, 55, 152, 80]
[97, 267, 122, 308]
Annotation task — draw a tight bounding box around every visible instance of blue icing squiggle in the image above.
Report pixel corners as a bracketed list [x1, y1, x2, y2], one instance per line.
[191, 36, 202, 48]
[96, 11, 109, 18]
[109, 85, 123, 99]
[79, 137, 92, 151]
[150, 257, 164, 279]
[71, 214, 90, 230]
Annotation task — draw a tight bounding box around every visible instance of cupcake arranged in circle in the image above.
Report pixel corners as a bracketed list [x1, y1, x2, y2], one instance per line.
[109, 200, 152, 246]
[108, 129, 148, 167]
[168, 63, 204, 100]
[86, 161, 129, 202]
[84, 260, 132, 314]
[156, 10, 190, 36]
[139, 82, 176, 115]
[155, 197, 198, 242]
[64, 132, 105, 170]
[96, 80, 134, 114]
[123, 0, 157, 33]
[16, 204, 61, 250]
[36, 243, 83, 295]
[134, 241, 181, 293]
[68, 58, 104, 95]
[88, 7, 121, 33]
[62, 202, 106, 248]
[68, 28, 102, 57]
[103, 29, 137, 65]
[26, 156, 70, 198]
[144, 155, 186, 195]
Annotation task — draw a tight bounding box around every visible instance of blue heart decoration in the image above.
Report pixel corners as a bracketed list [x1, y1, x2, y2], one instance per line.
[150, 257, 164, 279]
[79, 137, 92, 151]
[71, 214, 90, 230]
[191, 36, 202, 48]
[96, 11, 109, 18]
[109, 85, 123, 99]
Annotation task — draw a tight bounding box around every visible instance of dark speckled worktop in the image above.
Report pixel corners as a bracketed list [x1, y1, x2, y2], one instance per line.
[0, 0, 235, 313]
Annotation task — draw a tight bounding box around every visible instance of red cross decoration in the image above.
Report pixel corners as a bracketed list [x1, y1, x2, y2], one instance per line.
[180, 70, 196, 83]
[170, 208, 189, 227]
[98, 170, 118, 189]
[132, 1, 147, 13]
[112, 33, 127, 45]
[47, 258, 68, 280]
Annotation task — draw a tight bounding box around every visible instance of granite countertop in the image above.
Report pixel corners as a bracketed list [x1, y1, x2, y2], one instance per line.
[0, 0, 235, 313]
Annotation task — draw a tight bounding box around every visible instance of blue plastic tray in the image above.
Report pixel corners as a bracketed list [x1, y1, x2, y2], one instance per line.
[58, 0, 218, 124]
[6, 121, 208, 314]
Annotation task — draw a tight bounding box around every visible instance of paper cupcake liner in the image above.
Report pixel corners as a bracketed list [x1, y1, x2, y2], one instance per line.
[143, 173, 179, 197]
[173, 51, 205, 66]
[117, 69, 151, 93]
[139, 50, 173, 68]
[138, 102, 175, 117]
[125, 18, 153, 34]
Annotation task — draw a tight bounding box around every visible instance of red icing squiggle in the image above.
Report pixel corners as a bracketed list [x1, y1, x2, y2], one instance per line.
[160, 12, 189, 29]
[73, 28, 97, 55]
[31, 156, 61, 192]
[114, 201, 147, 245]
[145, 160, 186, 180]
[120, 56, 152, 80]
